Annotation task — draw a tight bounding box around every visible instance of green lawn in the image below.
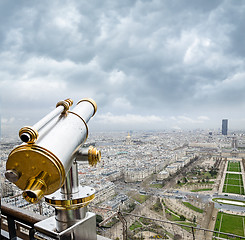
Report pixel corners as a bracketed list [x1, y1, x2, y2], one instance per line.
[227, 161, 241, 172]
[191, 188, 212, 192]
[176, 221, 197, 233]
[182, 202, 203, 213]
[223, 173, 244, 195]
[165, 209, 181, 221]
[139, 217, 152, 225]
[129, 221, 142, 230]
[225, 173, 242, 180]
[181, 181, 215, 186]
[224, 178, 241, 185]
[131, 194, 151, 203]
[227, 185, 244, 194]
[214, 212, 245, 239]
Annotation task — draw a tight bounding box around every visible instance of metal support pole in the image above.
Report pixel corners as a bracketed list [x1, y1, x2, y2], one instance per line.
[61, 160, 79, 195]
[117, 211, 127, 240]
[37, 158, 97, 239]
[29, 228, 36, 240]
[55, 161, 88, 232]
[7, 216, 17, 240]
[191, 226, 195, 240]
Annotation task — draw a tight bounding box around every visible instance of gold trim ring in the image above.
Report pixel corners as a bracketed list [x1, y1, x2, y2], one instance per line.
[19, 126, 39, 144]
[77, 98, 97, 116]
[64, 98, 73, 107]
[45, 194, 95, 210]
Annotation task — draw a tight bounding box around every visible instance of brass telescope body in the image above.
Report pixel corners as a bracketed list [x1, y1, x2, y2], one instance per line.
[5, 98, 99, 204]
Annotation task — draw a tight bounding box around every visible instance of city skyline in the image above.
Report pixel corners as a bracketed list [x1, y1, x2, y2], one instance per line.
[2, 126, 245, 239]
[1, 1, 245, 134]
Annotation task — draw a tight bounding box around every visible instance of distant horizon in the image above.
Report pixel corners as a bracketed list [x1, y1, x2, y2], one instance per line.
[2, 124, 245, 140]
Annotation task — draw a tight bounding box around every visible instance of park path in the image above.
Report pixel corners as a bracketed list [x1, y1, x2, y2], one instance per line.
[239, 159, 245, 194]
[218, 159, 228, 194]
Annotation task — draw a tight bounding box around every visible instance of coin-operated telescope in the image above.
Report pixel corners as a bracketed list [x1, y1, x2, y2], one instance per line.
[5, 98, 101, 240]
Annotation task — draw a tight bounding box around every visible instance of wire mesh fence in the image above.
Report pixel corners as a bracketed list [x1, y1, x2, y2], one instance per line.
[91, 206, 245, 240]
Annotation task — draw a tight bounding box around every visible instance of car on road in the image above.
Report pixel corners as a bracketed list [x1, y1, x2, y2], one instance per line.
[176, 195, 183, 199]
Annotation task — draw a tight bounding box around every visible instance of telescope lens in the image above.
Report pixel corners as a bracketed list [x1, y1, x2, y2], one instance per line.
[20, 133, 31, 143]
[26, 191, 37, 198]
[25, 191, 36, 199]
[23, 190, 38, 203]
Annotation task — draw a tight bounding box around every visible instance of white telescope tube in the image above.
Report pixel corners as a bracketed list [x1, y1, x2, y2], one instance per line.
[6, 98, 97, 203]
[19, 98, 73, 143]
[36, 99, 96, 173]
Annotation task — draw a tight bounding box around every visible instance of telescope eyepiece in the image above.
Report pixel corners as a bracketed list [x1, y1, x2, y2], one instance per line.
[20, 133, 31, 143]
[23, 186, 45, 204]
[22, 171, 49, 203]
[23, 190, 38, 203]
[19, 127, 38, 144]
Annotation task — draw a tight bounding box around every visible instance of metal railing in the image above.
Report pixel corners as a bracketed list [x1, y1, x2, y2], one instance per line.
[1, 202, 245, 240]
[1, 202, 46, 240]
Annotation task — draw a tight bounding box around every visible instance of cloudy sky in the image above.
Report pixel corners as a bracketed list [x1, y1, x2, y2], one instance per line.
[1, 0, 245, 135]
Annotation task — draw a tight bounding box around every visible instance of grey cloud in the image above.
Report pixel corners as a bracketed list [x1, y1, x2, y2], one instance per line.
[1, 0, 245, 133]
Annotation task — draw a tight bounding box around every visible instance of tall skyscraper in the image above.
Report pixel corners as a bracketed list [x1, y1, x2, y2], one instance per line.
[222, 119, 228, 135]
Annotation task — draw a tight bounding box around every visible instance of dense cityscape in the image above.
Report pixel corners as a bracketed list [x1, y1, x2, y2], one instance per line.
[2, 120, 245, 239]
